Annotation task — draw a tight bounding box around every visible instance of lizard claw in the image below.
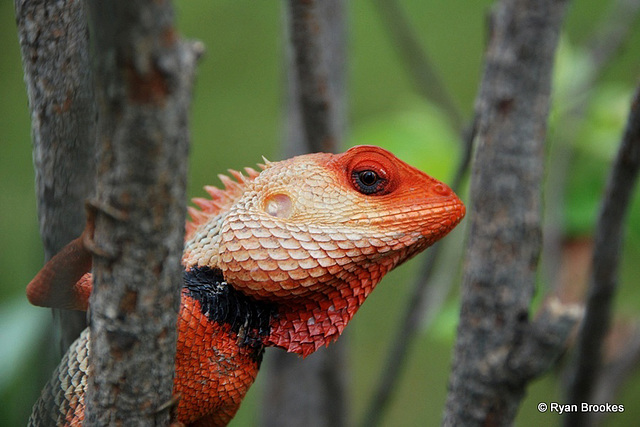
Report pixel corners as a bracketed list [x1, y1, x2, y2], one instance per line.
[82, 199, 128, 260]
[156, 393, 182, 424]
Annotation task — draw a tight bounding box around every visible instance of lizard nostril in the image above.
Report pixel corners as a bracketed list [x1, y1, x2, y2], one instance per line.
[264, 193, 293, 218]
[433, 183, 450, 196]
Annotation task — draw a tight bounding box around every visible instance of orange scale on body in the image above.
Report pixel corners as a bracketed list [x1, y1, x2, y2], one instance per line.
[274, 258, 302, 272]
[173, 294, 262, 426]
[256, 236, 280, 249]
[317, 241, 339, 251]
[343, 250, 365, 260]
[315, 256, 337, 268]
[256, 258, 279, 272]
[331, 254, 352, 266]
[281, 221, 302, 232]
[288, 284, 313, 296]
[259, 280, 288, 294]
[227, 219, 247, 231]
[228, 249, 250, 262]
[239, 238, 261, 251]
[309, 231, 332, 242]
[307, 266, 328, 279]
[299, 239, 321, 251]
[268, 226, 292, 239]
[280, 237, 303, 250]
[335, 240, 358, 251]
[266, 269, 293, 283]
[288, 248, 312, 260]
[326, 265, 344, 276]
[265, 247, 290, 261]
[248, 269, 271, 283]
[247, 250, 269, 262]
[285, 266, 311, 281]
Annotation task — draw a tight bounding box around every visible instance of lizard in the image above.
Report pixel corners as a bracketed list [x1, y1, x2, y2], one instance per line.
[25, 144, 465, 426]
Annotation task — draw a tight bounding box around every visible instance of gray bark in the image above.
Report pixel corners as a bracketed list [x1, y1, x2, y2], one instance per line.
[261, 1, 348, 426]
[283, 0, 346, 157]
[15, 0, 96, 353]
[442, 0, 578, 425]
[84, 1, 200, 425]
[261, 342, 350, 427]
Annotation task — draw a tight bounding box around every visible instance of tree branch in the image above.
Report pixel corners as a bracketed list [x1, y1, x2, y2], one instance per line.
[261, 1, 348, 426]
[542, 0, 640, 315]
[283, 0, 346, 156]
[15, 0, 96, 353]
[585, 0, 640, 76]
[371, 0, 465, 133]
[443, 0, 571, 424]
[84, 1, 200, 424]
[565, 85, 640, 427]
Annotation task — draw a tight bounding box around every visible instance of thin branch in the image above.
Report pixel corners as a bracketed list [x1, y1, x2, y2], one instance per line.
[565, 85, 640, 427]
[14, 0, 96, 353]
[443, 0, 571, 424]
[543, 0, 640, 298]
[261, 1, 348, 427]
[371, 0, 465, 133]
[357, 7, 482, 420]
[84, 1, 201, 425]
[284, 0, 346, 155]
[585, 0, 640, 77]
[592, 320, 640, 425]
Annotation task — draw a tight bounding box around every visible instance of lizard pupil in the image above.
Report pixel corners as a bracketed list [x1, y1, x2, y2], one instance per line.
[352, 169, 385, 195]
[360, 170, 378, 186]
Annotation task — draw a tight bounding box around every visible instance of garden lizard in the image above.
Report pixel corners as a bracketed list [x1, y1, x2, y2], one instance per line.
[26, 145, 465, 426]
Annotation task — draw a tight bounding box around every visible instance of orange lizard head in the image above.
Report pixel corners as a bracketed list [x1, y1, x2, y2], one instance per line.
[184, 145, 465, 355]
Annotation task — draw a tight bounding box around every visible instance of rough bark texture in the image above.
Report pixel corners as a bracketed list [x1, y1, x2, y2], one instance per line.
[261, 343, 350, 427]
[84, 1, 199, 425]
[15, 0, 96, 353]
[565, 86, 640, 427]
[261, 1, 348, 426]
[283, 0, 346, 157]
[442, 1, 576, 425]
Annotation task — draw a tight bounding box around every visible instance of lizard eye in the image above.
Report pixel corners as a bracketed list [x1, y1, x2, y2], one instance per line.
[352, 169, 388, 195]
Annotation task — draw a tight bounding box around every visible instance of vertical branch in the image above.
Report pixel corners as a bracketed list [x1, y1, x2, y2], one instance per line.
[283, 0, 346, 156]
[542, 0, 640, 292]
[84, 1, 200, 424]
[261, 1, 348, 426]
[443, 0, 573, 425]
[565, 86, 640, 427]
[15, 0, 96, 352]
[371, 0, 464, 132]
[359, 2, 480, 416]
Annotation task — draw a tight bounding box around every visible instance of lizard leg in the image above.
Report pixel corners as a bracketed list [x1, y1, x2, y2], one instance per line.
[26, 232, 92, 311]
[25, 200, 126, 311]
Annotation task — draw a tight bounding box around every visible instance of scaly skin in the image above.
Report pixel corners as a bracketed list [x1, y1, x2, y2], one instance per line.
[27, 145, 465, 426]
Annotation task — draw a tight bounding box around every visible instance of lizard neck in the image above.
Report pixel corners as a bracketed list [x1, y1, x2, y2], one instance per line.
[176, 267, 277, 424]
[182, 266, 276, 352]
[264, 256, 397, 357]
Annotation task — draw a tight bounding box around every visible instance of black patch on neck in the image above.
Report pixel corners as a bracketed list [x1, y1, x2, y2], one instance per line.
[183, 267, 276, 354]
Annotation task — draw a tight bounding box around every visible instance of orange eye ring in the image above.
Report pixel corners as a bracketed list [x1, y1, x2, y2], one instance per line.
[330, 145, 401, 196]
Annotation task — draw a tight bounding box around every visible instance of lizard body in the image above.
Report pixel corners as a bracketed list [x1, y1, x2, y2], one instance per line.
[26, 145, 465, 426]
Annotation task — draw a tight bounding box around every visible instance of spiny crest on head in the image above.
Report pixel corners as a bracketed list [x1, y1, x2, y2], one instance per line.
[185, 159, 271, 240]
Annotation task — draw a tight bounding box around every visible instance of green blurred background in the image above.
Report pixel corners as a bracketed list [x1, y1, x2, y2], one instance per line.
[2, 0, 640, 425]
